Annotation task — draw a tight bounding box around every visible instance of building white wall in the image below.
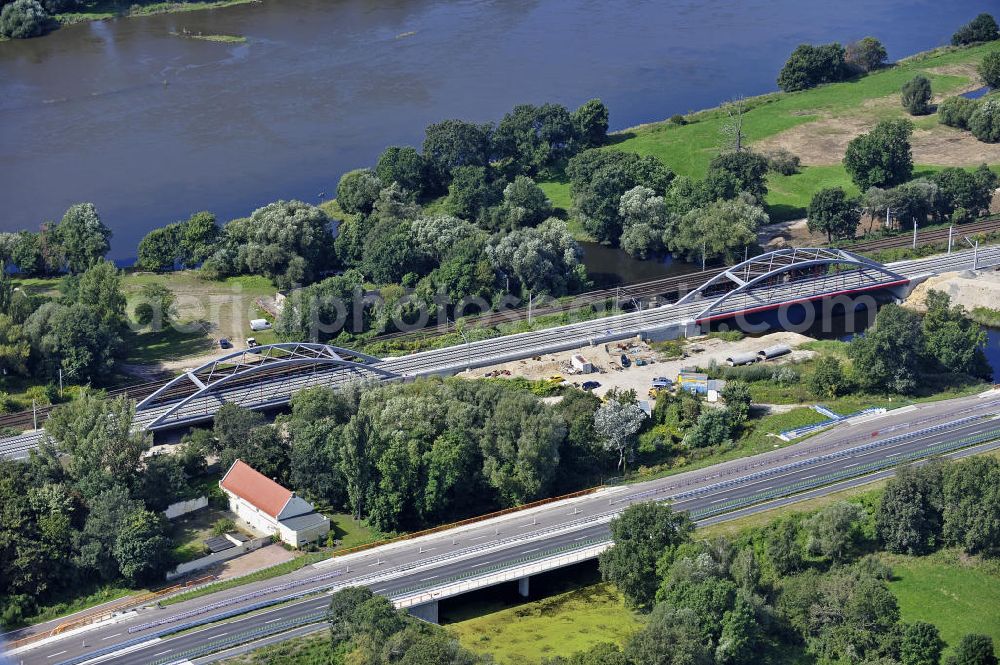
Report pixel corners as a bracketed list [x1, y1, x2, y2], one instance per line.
[278, 516, 331, 548]
[163, 496, 208, 520]
[223, 489, 330, 547]
[225, 492, 280, 539]
[165, 535, 271, 580]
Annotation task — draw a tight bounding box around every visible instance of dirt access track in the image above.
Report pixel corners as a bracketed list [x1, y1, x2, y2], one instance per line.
[458, 331, 816, 400]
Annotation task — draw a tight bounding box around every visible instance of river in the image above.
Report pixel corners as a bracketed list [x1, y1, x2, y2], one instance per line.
[0, 0, 988, 278]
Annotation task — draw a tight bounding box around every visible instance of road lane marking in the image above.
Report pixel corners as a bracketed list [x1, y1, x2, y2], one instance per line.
[468, 534, 490, 541]
[265, 618, 282, 624]
[523, 547, 540, 553]
[47, 651, 67, 658]
[470, 560, 493, 568]
[102, 633, 122, 640]
[420, 575, 438, 581]
[151, 650, 172, 657]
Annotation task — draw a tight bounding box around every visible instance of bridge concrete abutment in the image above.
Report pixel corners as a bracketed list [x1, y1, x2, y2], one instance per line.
[409, 600, 439, 624]
[640, 320, 701, 343]
[517, 576, 530, 598]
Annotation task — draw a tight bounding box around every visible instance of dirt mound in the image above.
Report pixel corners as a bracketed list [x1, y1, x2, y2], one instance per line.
[904, 270, 1000, 313]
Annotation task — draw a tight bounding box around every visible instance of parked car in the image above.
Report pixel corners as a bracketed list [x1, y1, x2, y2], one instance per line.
[620, 354, 631, 368]
[653, 376, 670, 383]
[218, 338, 232, 349]
[581, 380, 601, 391]
[246, 337, 259, 349]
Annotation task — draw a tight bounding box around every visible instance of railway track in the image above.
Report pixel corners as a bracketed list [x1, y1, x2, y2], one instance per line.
[372, 215, 1000, 344]
[2, 217, 997, 433]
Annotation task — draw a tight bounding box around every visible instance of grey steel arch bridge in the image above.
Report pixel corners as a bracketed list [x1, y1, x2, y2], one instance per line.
[131, 248, 914, 432]
[135, 343, 400, 430]
[674, 247, 909, 322]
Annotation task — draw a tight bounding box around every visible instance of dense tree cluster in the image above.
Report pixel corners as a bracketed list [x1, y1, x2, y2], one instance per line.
[0, 259, 129, 384]
[848, 293, 990, 394]
[326, 586, 488, 664]
[862, 164, 997, 227]
[202, 200, 335, 288]
[7, 202, 111, 277]
[878, 455, 1000, 558]
[951, 13, 999, 46]
[0, 0, 51, 39]
[0, 393, 204, 627]
[191, 380, 614, 533]
[566, 146, 770, 261]
[579, 459, 1000, 665]
[136, 211, 220, 272]
[777, 43, 849, 92]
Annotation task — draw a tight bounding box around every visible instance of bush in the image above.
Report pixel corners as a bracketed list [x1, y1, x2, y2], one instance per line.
[951, 13, 999, 46]
[24, 384, 58, 405]
[901, 75, 932, 115]
[938, 96, 979, 130]
[969, 99, 1000, 143]
[0, 0, 49, 39]
[670, 114, 688, 126]
[980, 51, 1000, 89]
[211, 518, 236, 536]
[951, 206, 972, 225]
[766, 149, 801, 175]
[133, 302, 155, 326]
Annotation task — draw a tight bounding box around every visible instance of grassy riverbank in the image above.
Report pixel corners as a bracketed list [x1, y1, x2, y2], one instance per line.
[54, 0, 257, 25]
[540, 41, 1000, 232]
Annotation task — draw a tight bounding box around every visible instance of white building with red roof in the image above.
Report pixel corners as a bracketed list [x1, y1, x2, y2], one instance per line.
[220, 459, 330, 547]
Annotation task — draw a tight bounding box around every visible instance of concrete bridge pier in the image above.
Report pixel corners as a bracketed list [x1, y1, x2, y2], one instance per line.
[517, 576, 530, 598]
[409, 600, 439, 624]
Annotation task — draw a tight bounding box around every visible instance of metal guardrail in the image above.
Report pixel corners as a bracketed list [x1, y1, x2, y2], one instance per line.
[147, 610, 329, 665]
[611, 413, 992, 506]
[689, 425, 1000, 518]
[51, 422, 1000, 665]
[128, 568, 346, 633]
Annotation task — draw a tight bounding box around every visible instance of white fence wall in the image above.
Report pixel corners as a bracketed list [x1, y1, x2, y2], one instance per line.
[166, 535, 271, 580]
[163, 496, 208, 520]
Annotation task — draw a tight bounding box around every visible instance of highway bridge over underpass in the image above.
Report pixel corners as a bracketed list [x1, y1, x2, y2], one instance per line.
[6, 391, 999, 665]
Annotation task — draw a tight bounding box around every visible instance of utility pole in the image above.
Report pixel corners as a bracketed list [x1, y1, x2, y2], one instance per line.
[964, 236, 979, 271]
[885, 207, 891, 229]
[912, 219, 918, 250]
[527, 290, 533, 324]
[948, 225, 953, 254]
[702, 240, 707, 271]
[32, 400, 37, 430]
[59, 368, 63, 398]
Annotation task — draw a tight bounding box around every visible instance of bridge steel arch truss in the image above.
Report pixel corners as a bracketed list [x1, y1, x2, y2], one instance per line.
[675, 248, 909, 322]
[136, 343, 398, 430]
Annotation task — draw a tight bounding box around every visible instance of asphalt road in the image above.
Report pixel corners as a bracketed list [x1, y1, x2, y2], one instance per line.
[9, 391, 998, 665]
[1, 245, 997, 460]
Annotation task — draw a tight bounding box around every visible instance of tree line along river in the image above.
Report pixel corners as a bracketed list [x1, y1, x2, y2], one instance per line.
[0, 0, 990, 281]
